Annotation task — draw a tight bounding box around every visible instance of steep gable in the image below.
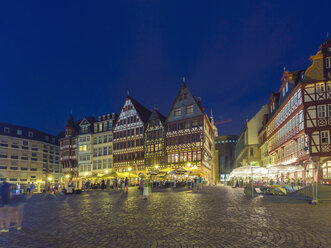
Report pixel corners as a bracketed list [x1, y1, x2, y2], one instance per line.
[167, 83, 204, 122]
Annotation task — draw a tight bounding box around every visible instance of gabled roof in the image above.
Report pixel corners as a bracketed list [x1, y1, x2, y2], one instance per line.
[166, 82, 204, 122]
[127, 96, 151, 123]
[79, 117, 96, 126]
[148, 109, 166, 124]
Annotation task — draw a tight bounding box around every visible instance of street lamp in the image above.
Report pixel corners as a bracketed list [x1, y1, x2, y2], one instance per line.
[84, 172, 88, 176]
[66, 174, 70, 178]
[155, 165, 158, 170]
[105, 170, 109, 174]
[48, 177, 52, 181]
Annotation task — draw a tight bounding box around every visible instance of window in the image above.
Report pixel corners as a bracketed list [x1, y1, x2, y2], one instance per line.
[23, 140, 28, 146]
[186, 105, 194, 114]
[109, 134, 113, 142]
[45, 136, 49, 141]
[108, 146, 112, 155]
[10, 167, 18, 170]
[326, 57, 331, 69]
[4, 127, 9, 134]
[174, 108, 181, 117]
[99, 136, 102, 144]
[317, 83, 325, 93]
[94, 137, 97, 144]
[28, 131, 33, 137]
[98, 148, 102, 156]
[286, 83, 288, 92]
[328, 104, 331, 117]
[104, 135, 107, 143]
[318, 105, 326, 118]
[103, 147, 107, 155]
[0, 166, 7, 170]
[17, 130, 22, 135]
[321, 131, 329, 144]
[282, 87, 285, 97]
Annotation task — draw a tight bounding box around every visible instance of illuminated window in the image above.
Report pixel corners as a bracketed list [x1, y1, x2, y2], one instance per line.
[17, 130, 22, 135]
[321, 131, 329, 144]
[328, 104, 331, 117]
[327, 81, 331, 91]
[318, 105, 326, 118]
[286, 83, 288, 92]
[326, 57, 331, 69]
[174, 108, 181, 117]
[28, 131, 33, 137]
[317, 83, 325, 93]
[186, 105, 194, 114]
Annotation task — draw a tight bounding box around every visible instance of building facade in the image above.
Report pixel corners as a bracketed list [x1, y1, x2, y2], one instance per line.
[0, 122, 62, 191]
[113, 96, 151, 174]
[166, 83, 215, 182]
[77, 117, 95, 178]
[91, 114, 116, 177]
[144, 109, 167, 172]
[266, 38, 331, 184]
[215, 135, 238, 183]
[234, 104, 269, 168]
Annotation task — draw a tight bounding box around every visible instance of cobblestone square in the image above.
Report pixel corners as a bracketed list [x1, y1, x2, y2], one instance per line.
[1, 186, 331, 248]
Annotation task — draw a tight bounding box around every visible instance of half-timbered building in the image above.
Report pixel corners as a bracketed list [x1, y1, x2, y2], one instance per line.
[266, 38, 331, 184]
[113, 96, 151, 174]
[166, 83, 215, 183]
[144, 109, 167, 172]
[60, 114, 79, 186]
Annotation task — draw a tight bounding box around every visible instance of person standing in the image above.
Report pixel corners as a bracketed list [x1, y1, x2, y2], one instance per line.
[143, 178, 150, 200]
[124, 177, 129, 193]
[26, 182, 31, 196]
[198, 176, 202, 192]
[101, 179, 105, 191]
[30, 182, 36, 194]
[1, 179, 11, 206]
[139, 178, 144, 198]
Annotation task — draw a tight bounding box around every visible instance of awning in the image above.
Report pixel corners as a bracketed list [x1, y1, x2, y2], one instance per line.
[267, 165, 305, 172]
[230, 166, 268, 178]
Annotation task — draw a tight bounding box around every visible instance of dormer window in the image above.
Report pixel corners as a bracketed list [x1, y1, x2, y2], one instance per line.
[282, 87, 285, 97]
[285, 82, 288, 92]
[4, 127, 9, 134]
[174, 108, 181, 117]
[28, 132, 33, 137]
[17, 130, 22, 135]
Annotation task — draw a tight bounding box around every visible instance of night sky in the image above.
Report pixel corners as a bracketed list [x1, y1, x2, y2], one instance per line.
[1, 1, 330, 136]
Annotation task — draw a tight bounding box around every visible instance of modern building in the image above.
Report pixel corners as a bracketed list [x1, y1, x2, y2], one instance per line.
[0, 122, 62, 192]
[215, 135, 238, 183]
[266, 38, 331, 184]
[144, 109, 167, 172]
[166, 83, 215, 183]
[91, 114, 116, 177]
[113, 96, 151, 174]
[234, 104, 269, 168]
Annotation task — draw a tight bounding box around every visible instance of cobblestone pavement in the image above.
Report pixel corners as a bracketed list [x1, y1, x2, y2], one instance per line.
[1, 186, 331, 248]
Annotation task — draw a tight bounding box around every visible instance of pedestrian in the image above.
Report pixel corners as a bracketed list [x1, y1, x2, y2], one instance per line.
[193, 176, 198, 191]
[143, 177, 150, 200]
[30, 182, 36, 194]
[26, 182, 31, 196]
[198, 176, 202, 192]
[125, 177, 129, 193]
[101, 180, 105, 191]
[0, 179, 11, 206]
[114, 178, 118, 190]
[139, 178, 144, 198]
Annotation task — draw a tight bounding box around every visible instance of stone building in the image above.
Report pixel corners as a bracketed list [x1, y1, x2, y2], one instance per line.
[0, 121, 62, 192]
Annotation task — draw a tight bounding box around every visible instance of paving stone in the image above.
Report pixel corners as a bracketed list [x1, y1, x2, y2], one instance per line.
[0, 186, 331, 247]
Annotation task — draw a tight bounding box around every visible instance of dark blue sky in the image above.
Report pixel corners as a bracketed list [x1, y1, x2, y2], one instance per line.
[1, 1, 330, 136]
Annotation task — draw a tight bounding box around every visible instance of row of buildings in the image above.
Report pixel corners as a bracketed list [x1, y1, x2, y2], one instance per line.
[60, 83, 218, 186]
[234, 38, 331, 184]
